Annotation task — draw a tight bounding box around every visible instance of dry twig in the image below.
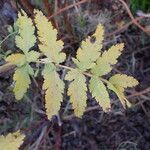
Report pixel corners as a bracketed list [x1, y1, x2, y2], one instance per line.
[118, 0, 149, 35]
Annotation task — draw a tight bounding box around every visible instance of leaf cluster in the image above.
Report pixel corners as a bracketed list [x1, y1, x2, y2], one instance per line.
[0, 9, 139, 150]
[5, 10, 139, 120]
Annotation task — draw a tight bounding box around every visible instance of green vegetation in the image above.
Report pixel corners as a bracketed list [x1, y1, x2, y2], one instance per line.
[130, 0, 150, 13]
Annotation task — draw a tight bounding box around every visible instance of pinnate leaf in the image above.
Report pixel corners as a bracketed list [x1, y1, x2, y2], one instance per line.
[65, 69, 87, 117]
[91, 43, 124, 76]
[0, 130, 25, 150]
[34, 10, 66, 64]
[73, 25, 104, 71]
[89, 76, 110, 111]
[42, 63, 64, 120]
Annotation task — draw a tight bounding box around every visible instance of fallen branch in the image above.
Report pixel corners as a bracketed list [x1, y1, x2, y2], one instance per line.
[106, 16, 143, 38]
[48, 0, 90, 20]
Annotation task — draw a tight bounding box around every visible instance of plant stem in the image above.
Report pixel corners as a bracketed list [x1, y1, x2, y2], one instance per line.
[36, 59, 111, 85]
[57, 64, 74, 71]
[0, 31, 18, 46]
[57, 64, 110, 85]
[1, 57, 110, 85]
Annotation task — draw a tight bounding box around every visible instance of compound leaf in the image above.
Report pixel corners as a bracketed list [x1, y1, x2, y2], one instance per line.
[91, 43, 124, 76]
[13, 64, 33, 100]
[4, 10, 139, 120]
[34, 10, 66, 64]
[89, 76, 110, 111]
[6, 53, 26, 67]
[65, 69, 87, 117]
[73, 25, 104, 71]
[0, 130, 25, 150]
[15, 10, 36, 54]
[42, 63, 64, 120]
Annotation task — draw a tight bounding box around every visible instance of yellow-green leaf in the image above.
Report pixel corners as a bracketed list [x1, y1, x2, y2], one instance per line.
[108, 74, 138, 108]
[93, 24, 105, 42]
[65, 69, 87, 117]
[15, 10, 36, 54]
[91, 43, 124, 76]
[109, 74, 139, 88]
[34, 10, 66, 64]
[107, 83, 131, 108]
[26, 51, 40, 63]
[73, 25, 104, 71]
[0, 130, 25, 150]
[89, 76, 110, 111]
[42, 63, 64, 120]
[13, 64, 33, 100]
[6, 53, 26, 67]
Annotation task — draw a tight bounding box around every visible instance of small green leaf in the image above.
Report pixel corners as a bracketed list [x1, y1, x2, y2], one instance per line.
[42, 63, 64, 120]
[109, 74, 139, 88]
[6, 54, 26, 67]
[107, 83, 131, 108]
[15, 10, 36, 54]
[108, 74, 138, 108]
[65, 69, 87, 117]
[89, 76, 110, 111]
[13, 64, 33, 100]
[34, 10, 66, 64]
